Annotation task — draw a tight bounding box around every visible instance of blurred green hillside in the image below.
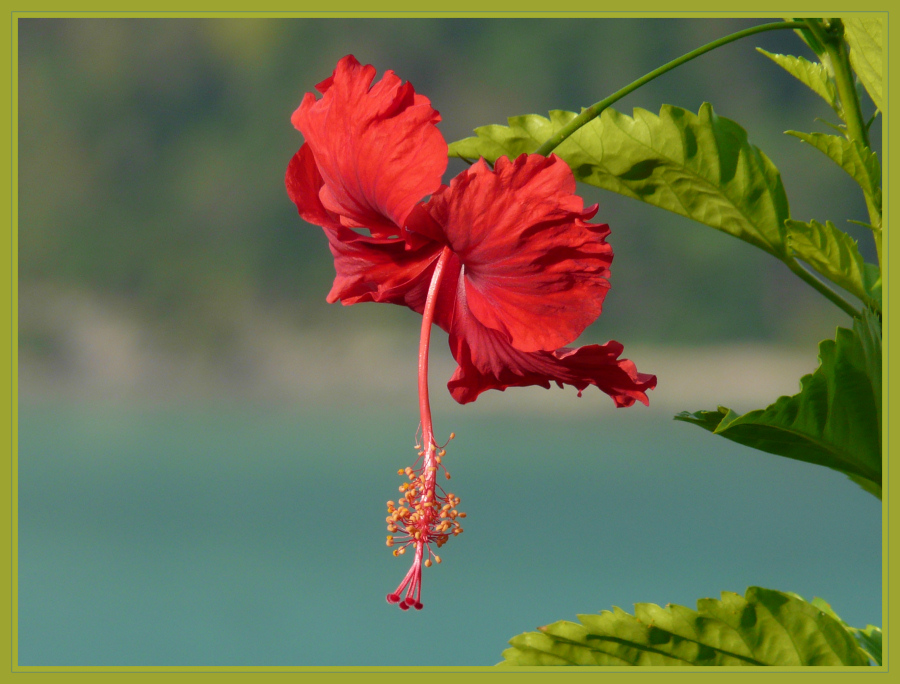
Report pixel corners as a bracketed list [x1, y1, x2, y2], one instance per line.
[17, 18, 881, 397]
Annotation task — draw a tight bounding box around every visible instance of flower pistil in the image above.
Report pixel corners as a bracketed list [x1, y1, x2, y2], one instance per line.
[385, 246, 466, 610]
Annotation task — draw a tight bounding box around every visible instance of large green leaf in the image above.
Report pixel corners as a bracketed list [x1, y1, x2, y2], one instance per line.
[675, 310, 882, 498]
[756, 49, 839, 114]
[785, 218, 881, 307]
[843, 17, 883, 111]
[449, 103, 791, 258]
[785, 131, 881, 206]
[499, 587, 871, 666]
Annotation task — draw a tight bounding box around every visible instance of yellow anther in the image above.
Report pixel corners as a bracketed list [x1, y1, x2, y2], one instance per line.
[392, 549, 400, 557]
[439, 449, 446, 457]
[459, 512, 467, 518]
[397, 469, 404, 476]
[398, 547, 406, 555]
[424, 559, 432, 568]
[445, 472, 451, 480]
[434, 555, 442, 563]
[435, 456, 442, 464]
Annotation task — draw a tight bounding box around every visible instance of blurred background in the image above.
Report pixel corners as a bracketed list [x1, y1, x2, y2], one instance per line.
[18, 18, 881, 666]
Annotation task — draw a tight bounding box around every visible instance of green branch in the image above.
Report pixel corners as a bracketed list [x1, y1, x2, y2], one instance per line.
[535, 21, 807, 157]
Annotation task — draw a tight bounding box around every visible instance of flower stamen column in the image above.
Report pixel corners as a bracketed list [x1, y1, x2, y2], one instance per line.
[386, 246, 465, 610]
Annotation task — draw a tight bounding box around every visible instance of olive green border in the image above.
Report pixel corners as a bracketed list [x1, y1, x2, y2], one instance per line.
[3, 2, 892, 681]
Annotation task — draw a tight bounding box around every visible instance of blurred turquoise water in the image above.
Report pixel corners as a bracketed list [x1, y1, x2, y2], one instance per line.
[18, 402, 881, 666]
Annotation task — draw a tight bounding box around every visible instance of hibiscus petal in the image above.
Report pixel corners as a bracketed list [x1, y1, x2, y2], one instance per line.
[444, 266, 656, 407]
[324, 228, 440, 309]
[285, 144, 342, 231]
[292, 55, 447, 239]
[421, 154, 612, 353]
[287, 143, 441, 309]
[448, 325, 657, 407]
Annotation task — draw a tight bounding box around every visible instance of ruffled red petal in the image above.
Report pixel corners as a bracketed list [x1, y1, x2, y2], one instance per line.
[419, 155, 612, 353]
[285, 144, 342, 231]
[439, 257, 656, 406]
[448, 323, 657, 407]
[323, 230, 440, 309]
[292, 55, 447, 239]
[287, 143, 441, 309]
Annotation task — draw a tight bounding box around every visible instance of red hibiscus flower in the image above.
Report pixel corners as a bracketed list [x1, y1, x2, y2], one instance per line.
[286, 55, 656, 610]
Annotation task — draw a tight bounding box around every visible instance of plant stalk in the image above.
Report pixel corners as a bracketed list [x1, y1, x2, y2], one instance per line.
[805, 19, 870, 148]
[806, 18, 882, 268]
[535, 21, 807, 157]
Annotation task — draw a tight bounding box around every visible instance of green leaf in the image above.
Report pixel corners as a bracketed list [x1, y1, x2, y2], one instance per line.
[845, 473, 883, 499]
[843, 17, 883, 111]
[852, 626, 882, 666]
[499, 587, 871, 666]
[854, 307, 882, 434]
[785, 131, 880, 205]
[675, 312, 882, 498]
[815, 117, 848, 136]
[811, 597, 882, 665]
[787, 17, 828, 58]
[449, 103, 791, 258]
[447, 116, 542, 164]
[785, 218, 881, 307]
[756, 49, 838, 113]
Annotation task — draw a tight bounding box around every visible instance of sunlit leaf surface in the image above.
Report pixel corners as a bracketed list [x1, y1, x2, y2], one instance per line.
[499, 587, 872, 666]
[756, 49, 838, 113]
[450, 104, 791, 258]
[785, 218, 880, 307]
[843, 18, 883, 111]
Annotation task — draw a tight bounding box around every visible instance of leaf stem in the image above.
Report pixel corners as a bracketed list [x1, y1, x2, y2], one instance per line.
[535, 21, 807, 157]
[785, 257, 860, 318]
